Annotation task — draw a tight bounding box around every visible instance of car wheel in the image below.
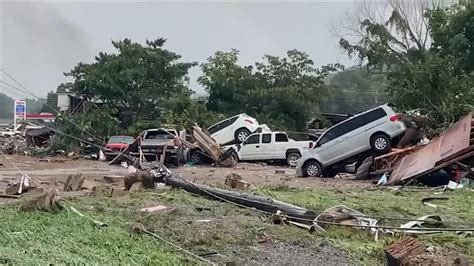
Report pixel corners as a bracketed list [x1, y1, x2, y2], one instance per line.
[286, 152, 301, 167]
[370, 134, 391, 154]
[190, 151, 202, 164]
[303, 161, 322, 177]
[234, 128, 251, 142]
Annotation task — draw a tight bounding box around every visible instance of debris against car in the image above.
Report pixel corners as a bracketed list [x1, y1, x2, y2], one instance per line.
[138, 128, 184, 166]
[386, 113, 473, 185]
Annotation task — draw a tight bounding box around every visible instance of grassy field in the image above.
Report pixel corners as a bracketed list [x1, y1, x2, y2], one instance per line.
[1, 185, 472, 265]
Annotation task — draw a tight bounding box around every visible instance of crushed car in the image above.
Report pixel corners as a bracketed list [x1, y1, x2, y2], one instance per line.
[296, 104, 407, 177]
[189, 114, 271, 164]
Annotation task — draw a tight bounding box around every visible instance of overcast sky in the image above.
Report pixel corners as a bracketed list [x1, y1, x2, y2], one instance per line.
[0, 0, 361, 99]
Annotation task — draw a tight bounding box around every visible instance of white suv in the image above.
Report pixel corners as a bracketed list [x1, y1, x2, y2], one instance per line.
[207, 114, 260, 145]
[296, 104, 407, 177]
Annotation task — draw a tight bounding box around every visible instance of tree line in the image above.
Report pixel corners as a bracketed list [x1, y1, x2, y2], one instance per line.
[49, 0, 472, 143]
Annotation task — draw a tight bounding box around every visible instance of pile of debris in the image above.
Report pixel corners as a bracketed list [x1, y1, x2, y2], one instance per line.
[1, 135, 28, 155]
[0, 126, 55, 156]
[374, 113, 474, 187]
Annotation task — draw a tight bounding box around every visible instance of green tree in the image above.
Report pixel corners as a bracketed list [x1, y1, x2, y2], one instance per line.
[54, 106, 120, 150]
[41, 91, 58, 114]
[338, 1, 473, 131]
[324, 67, 387, 114]
[198, 49, 256, 115]
[199, 49, 340, 131]
[66, 38, 196, 127]
[0, 93, 14, 119]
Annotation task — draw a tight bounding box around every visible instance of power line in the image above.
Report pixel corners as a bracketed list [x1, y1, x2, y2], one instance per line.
[0, 80, 31, 96]
[182, 178, 474, 229]
[0, 84, 30, 100]
[0, 151, 214, 265]
[0, 69, 105, 145]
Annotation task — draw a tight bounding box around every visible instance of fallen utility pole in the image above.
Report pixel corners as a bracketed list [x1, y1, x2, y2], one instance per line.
[162, 175, 317, 224]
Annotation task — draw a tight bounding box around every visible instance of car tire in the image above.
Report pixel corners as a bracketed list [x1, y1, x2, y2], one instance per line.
[286, 152, 301, 167]
[190, 151, 202, 164]
[370, 134, 391, 154]
[234, 128, 251, 143]
[303, 160, 322, 177]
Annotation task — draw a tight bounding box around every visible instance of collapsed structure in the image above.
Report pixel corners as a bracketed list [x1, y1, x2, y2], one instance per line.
[385, 113, 474, 185]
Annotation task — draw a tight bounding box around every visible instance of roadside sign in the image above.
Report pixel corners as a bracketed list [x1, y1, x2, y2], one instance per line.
[15, 100, 26, 119]
[13, 100, 27, 129]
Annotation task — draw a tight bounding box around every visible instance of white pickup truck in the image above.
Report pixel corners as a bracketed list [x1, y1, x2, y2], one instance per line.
[227, 131, 311, 167]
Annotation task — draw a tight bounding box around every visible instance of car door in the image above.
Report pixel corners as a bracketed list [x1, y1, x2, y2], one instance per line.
[314, 122, 353, 166]
[254, 133, 274, 160]
[273, 133, 289, 159]
[238, 133, 261, 160]
[343, 108, 388, 155]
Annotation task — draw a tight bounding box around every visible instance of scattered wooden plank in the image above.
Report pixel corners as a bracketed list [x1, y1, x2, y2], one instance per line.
[385, 236, 425, 266]
[374, 146, 420, 161]
[0, 194, 20, 199]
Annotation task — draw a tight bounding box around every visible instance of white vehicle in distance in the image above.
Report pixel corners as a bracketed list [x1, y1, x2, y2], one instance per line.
[227, 131, 310, 167]
[296, 104, 407, 177]
[207, 113, 260, 145]
[0, 123, 42, 138]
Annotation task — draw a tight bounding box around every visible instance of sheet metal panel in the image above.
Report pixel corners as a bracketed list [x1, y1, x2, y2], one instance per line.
[386, 113, 472, 185]
[388, 138, 439, 184]
[437, 113, 472, 162]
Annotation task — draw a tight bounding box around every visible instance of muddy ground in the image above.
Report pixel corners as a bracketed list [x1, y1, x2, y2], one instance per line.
[0, 156, 360, 264]
[0, 156, 374, 204]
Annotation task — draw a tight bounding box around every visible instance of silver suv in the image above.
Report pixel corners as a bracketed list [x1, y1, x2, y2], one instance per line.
[296, 104, 407, 177]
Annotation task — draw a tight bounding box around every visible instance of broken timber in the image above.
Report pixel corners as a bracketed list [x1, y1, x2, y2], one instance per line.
[162, 175, 317, 223]
[386, 113, 474, 185]
[385, 236, 425, 266]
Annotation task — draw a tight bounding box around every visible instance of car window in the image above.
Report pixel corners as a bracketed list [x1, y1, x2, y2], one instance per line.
[108, 136, 134, 144]
[317, 108, 387, 146]
[262, 134, 271, 143]
[144, 130, 176, 139]
[317, 122, 351, 145]
[244, 134, 260, 144]
[207, 116, 239, 134]
[360, 108, 387, 123]
[275, 133, 288, 142]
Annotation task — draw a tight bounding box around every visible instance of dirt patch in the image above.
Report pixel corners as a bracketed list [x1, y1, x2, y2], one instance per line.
[176, 163, 374, 190]
[403, 247, 471, 266]
[228, 240, 354, 265]
[0, 156, 128, 204]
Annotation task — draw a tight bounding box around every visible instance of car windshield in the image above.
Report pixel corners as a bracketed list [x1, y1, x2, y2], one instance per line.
[108, 136, 135, 144]
[144, 130, 176, 139]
